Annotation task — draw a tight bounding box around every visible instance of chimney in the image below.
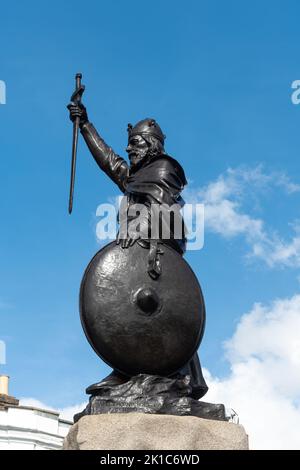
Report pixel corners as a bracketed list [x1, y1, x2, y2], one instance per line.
[0, 375, 9, 395]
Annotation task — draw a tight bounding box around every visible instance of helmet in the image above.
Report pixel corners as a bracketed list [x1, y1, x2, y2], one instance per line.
[127, 118, 166, 144]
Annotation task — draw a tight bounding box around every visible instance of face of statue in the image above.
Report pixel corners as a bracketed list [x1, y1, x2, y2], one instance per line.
[126, 135, 149, 168]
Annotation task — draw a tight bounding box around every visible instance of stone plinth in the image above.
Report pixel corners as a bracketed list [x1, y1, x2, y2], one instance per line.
[63, 413, 248, 450]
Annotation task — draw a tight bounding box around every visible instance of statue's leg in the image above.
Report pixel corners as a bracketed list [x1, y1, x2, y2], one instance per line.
[177, 353, 208, 400]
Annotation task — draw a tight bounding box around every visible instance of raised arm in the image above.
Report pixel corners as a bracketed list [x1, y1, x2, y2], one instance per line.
[68, 102, 129, 192]
[80, 122, 129, 192]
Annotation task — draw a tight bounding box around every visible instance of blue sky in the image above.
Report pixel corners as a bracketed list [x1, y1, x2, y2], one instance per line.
[1, 0, 300, 448]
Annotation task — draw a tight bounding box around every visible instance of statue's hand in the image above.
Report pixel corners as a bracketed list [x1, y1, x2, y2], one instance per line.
[67, 102, 88, 127]
[116, 233, 138, 249]
[116, 210, 150, 248]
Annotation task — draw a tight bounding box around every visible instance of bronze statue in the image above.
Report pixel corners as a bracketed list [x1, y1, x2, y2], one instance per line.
[67, 75, 228, 422]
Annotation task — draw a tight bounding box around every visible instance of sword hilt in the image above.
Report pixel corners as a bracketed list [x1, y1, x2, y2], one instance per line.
[71, 73, 85, 104]
[76, 73, 82, 89]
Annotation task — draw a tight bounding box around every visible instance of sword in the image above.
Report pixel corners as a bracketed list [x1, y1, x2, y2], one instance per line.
[68, 73, 85, 214]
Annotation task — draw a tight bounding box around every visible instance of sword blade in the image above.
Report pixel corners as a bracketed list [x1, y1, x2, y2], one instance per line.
[68, 115, 80, 214]
[68, 73, 83, 214]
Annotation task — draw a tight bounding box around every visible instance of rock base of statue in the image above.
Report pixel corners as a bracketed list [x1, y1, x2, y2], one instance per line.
[63, 413, 249, 450]
[73, 374, 227, 423]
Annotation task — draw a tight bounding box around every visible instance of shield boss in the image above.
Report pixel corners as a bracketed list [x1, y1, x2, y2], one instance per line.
[80, 241, 206, 376]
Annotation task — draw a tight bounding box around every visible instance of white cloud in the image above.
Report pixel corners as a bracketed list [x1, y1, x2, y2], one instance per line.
[19, 398, 56, 412]
[184, 166, 300, 268]
[252, 233, 300, 268]
[58, 402, 87, 421]
[19, 398, 87, 422]
[204, 293, 300, 449]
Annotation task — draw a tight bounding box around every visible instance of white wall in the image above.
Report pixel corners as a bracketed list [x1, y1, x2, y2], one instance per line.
[0, 405, 71, 450]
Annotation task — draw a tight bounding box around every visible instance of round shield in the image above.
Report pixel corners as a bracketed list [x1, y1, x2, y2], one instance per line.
[79, 241, 206, 376]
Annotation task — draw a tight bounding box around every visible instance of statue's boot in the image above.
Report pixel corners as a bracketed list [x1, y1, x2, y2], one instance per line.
[86, 370, 129, 395]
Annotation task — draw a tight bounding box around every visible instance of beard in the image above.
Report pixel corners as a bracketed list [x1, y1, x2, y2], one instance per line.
[128, 147, 149, 168]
